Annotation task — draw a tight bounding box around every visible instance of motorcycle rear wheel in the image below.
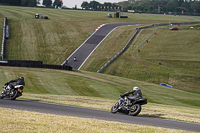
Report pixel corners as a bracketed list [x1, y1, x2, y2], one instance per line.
[9, 89, 18, 100]
[111, 102, 119, 113]
[128, 104, 141, 116]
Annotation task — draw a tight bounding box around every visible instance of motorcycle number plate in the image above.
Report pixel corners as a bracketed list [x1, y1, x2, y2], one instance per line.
[18, 89, 23, 93]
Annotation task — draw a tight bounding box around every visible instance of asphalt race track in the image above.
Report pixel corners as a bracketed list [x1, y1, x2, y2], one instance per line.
[0, 99, 200, 132]
[62, 23, 144, 70]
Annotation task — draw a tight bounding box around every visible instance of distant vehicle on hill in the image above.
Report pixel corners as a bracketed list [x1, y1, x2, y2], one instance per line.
[128, 10, 135, 13]
[160, 83, 173, 88]
[107, 14, 112, 18]
[170, 27, 178, 30]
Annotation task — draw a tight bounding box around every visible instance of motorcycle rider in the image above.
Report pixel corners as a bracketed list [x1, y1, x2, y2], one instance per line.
[74, 57, 77, 61]
[121, 86, 143, 105]
[1, 77, 25, 96]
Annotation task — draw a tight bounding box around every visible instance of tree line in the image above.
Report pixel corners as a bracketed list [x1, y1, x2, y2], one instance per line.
[81, 0, 200, 14]
[81, 1, 122, 11]
[1, 0, 199, 14]
[0, 0, 38, 6]
[0, 0, 62, 7]
[120, 0, 200, 14]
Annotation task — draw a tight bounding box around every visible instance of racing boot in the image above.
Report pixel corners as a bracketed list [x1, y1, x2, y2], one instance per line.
[0, 90, 6, 99]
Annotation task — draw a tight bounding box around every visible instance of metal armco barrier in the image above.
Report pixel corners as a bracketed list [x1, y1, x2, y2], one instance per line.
[97, 22, 200, 73]
[1, 17, 8, 60]
[0, 60, 72, 71]
[97, 28, 140, 73]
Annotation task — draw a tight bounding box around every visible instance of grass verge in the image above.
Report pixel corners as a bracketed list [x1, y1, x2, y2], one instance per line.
[0, 107, 195, 133]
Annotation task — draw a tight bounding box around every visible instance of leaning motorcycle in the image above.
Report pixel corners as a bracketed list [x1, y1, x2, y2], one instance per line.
[0, 84, 24, 100]
[111, 95, 147, 116]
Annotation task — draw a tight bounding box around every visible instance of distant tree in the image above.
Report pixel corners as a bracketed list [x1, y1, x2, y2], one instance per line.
[80, 0, 200, 14]
[127, 5, 133, 10]
[36, 0, 40, 4]
[166, 0, 178, 12]
[81, 1, 89, 9]
[21, 0, 36, 7]
[3, 0, 21, 6]
[119, 1, 129, 9]
[27, 0, 36, 6]
[21, 0, 28, 6]
[53, 0, 63, 8]
[190, 1, 200, 13]
[88, 1, 100, 10]
[43, 0, 52, 7]
[176, 7, 188, 13]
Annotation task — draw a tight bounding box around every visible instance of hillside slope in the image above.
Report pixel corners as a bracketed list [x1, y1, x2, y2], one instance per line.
[82, 25, 200, 93]
[1, 5, 200, 64]
[0, 5, 199, 105]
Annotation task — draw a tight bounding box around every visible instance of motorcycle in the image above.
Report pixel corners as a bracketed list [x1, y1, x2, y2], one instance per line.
[111, 95, 147, 116]
[0, 84, 24, 100]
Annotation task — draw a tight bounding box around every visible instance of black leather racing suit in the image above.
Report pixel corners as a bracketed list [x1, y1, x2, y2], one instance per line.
[121, 89, 143, 105]
[121, 89, 143, 99]
[5, 78, 25, 87]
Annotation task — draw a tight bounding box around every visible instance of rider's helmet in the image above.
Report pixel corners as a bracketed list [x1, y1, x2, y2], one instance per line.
[19, 77, 24, 80]
[133, 86, 139, 91]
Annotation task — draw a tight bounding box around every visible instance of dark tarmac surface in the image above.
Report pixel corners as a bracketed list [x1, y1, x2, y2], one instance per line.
[0, 99, 200, 132]
[61, 23, 144, 70]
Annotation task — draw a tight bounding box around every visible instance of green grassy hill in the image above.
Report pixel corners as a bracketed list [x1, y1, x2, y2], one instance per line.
[82, 25, 200, 93]
[0, 6, 200, 123]
[1, 5, 200, 64]
[0, 5, 199, 93]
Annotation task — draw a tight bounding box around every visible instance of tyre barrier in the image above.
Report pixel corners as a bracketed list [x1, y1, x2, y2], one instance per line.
[0, 60, 72, 71]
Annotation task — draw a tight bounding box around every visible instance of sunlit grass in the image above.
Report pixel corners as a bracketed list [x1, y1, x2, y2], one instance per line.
[0, 107, 194, 133]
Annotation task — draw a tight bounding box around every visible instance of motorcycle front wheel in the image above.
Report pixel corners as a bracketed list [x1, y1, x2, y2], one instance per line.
[128, 104, 141, 116]
[0, 94, 4, 99]
[9, 89, 18, 100]
[111, 102, 119, 113]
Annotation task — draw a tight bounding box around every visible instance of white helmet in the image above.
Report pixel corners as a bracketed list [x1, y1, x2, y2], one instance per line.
[133, 86, 139, 91]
